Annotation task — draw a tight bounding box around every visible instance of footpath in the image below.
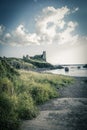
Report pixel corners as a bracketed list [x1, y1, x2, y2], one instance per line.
[21, 77, 87, 130]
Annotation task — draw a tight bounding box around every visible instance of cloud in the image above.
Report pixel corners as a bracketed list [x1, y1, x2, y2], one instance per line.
[36, 6, 70, 43]
[1, 24, 40, 46]
[0, 6, 81, 46]
[35, 6, 79, 45]
[72, 7, 79, 13]
[0, 25, 5, 36]
[57, 21, 78, 44]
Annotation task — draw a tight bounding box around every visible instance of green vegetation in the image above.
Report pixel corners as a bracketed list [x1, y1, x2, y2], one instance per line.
[23, 58, 53, 68]
[0, 57, 74, 130]
[83, 64, 87, 68]
[4, 56, 53, 70]
[31, 54, 45, 61]
[6, 57, 36, 70]
[18, 71, 58, 104]
[17, 92, 38, 120]
[0, 94, 20, 130]
[0, 57, 19, 79]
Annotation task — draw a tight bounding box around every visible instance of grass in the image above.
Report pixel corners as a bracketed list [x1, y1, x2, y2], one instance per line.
[23, 58, 53, 68]
[14, 70, 59, 104]
[16, 70, 74, 104]
[0, 93, 20, 130]
[0, 57, 74, 130]
[19, 70, 74, 88]
[6, 57, 36, 70]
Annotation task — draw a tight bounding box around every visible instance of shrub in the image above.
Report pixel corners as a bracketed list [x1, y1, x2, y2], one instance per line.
[0, 78, 14, 95]
[17, 92, 38, 120]
[29, 83, 58, 104]
[0, 94, 20, 130]
[0, 57, 19, 80]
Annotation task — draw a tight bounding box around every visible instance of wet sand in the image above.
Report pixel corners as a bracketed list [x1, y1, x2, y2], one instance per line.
[21, 77, 87, 130]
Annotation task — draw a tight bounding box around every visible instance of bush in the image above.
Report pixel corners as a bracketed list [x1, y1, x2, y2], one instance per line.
[0, 78, 14, 95]
[0, 57, 19, 80]
[29, 83, 58, 104]
[17, 92, 38, 120]
[0, 94, 20, 130]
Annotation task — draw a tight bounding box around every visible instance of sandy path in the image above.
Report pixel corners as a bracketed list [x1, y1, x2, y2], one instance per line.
[21, 77, 87, 130]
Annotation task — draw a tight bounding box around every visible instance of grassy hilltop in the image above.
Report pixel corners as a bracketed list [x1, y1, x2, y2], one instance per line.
[0, 57, 73, 130]
[6, 56, 53, 70]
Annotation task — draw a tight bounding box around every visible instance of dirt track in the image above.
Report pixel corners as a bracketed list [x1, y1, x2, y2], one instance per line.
[21, 77, 87, 130]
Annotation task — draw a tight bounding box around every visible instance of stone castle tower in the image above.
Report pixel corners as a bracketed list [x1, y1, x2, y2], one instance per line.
[42, 51, 46, 61]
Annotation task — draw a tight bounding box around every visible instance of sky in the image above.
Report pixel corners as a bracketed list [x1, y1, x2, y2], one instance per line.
[0, 0, 87, 64]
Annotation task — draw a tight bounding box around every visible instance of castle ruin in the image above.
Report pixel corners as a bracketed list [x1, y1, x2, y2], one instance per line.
[23, 51, 46, 61]
[42, 51, 46, 61]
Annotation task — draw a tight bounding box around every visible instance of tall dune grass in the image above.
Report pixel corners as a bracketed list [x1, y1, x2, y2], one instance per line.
[0, 67, 74, 130]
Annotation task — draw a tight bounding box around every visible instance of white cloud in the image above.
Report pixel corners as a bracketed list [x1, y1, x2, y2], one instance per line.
[35, 6, 71, 44]
[57, 21, 78, 44]
[35, 6, 79, 45]
[2, 24, 40, 46]
[0, 25, 5, 36]
[0, 6, 82, 47]
[15, 24, 26, 35]
[72, 7, 79, 13]
[68, 21, 78, 29]
[36, 6, 69, 34]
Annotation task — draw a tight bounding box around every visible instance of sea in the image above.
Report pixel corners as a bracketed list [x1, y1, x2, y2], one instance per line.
[45, 65, 87, 77]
